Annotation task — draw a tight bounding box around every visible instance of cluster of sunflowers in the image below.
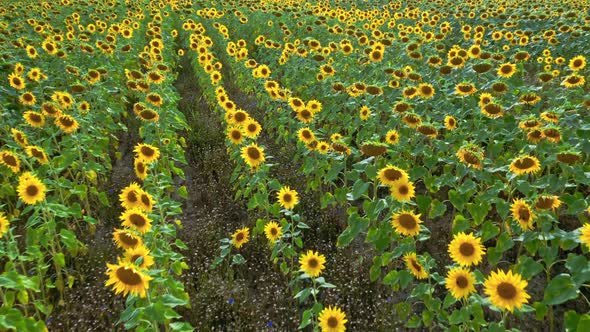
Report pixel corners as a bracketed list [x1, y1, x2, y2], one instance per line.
[194, 0, 590, 330]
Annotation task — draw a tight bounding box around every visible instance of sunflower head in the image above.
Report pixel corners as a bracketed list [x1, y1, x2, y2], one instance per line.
[134, 143, 160, 163]
[509, 155, 541, 176]
[391, 210, 422, 237]
[113, 229, 143, 250]
[124, 245, 155, 269]
[318, 306, 348, 332]
[105, 261, 152, 298]
[120, 209, 152, 234]
[17, 172, 46, 205]
[404, 252, 428, 279]
[390, 179, 415, 202]
[231, 227, 250, 248]
[240, 144, 265, 169]
[484, 269, 530, 312]
[445, 267, 476, 299]
[277, 186, 299, 210]
[299, 250, 326, 277]
[448, 232, 486, 266]
[264, 221, 283, 243]
[511, 199, 535, 230]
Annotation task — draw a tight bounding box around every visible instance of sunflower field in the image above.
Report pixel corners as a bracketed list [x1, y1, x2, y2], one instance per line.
[1, 0, 590, 331]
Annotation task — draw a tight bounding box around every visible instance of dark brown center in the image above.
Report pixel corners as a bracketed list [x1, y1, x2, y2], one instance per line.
[141, 146, 155, 157]
[247, 147, 261, 160]
[130, 213, 146, 227]
[399, 214, 417, 229]
[327, 317, 339, 328]
[514, 157, 534, 169]
[518, 207, 530, 221]
[115, 267, 143, 285]
[456, 275, 468, 288]
[308, 258, 318, 268]
[459, 242, 475, 257]
[26, 185, 39, 196]
[497, 282, 517, 300]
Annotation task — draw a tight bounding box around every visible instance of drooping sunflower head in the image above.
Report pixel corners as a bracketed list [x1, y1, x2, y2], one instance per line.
[509, 155, 541, 176]
[134, 143, 160, 164]
[378, 165, 409, 186]
[17, 172, 46, 205]
[484, 269, 530, 312]
[391, 210, 422, 237]
[360, 141, 388, 156]
[105, 261, 152, 298]
[511, 199, 535, 230]
[231, 227, 250, 249]
[318, 305, 348, 332]
[120, 208, 152, 234]
[55, 114, 79, 134]
[456, 145, 484, 169]
[134, 158, 148, 181]
[264, 221, 283, 243]
[404, 252, 428, 279]
[113, 228, 143, 250]
[448, 232, 486, 266]
[0, 151, 21, 173]
[240, 143, 265, 169]
[455, 82, 477, 96]
[445, 267, 477, 299]
[11, 128, 29, 147]
[535, 195, 561, 211]
[299, 250, 326, 278]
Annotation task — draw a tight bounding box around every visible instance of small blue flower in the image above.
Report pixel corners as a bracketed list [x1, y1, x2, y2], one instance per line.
[267, 321, 273, 327]
[228, 298, 234, 305]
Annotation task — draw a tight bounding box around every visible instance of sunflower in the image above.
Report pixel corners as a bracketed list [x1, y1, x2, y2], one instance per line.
[511, 199, 535, 230]
[26, 45, 37, 58]
[17, 172, 46, 205]
[509, 155, 541, 175]
[418, 83, 435, 99]
[402, 113, 422, 128]
[378, 165, 409, 186]
[580, 223, 590, 249]
[0, 212, 9, 238]
[445, 267, 476, 299]
[123, 245, 155, 269]
[455, 83, 477, 96]
[19, 92, 36, 106]
[540, 111, 559, 124]
[240, 144, 265, 169]
[264, 221, 283, 243]
[105, 261, 152, 298]
[297, 128, 316, 144]
[138, 109, 159, 122]
[561, 74, 585, 88]
[231, 227, 250, 249]
[243, 119, 262, 138]
[138, 191, 154, 212]
[497, 62, 517, 78]
[535, 195, 561, 211]
[385, 130, 400, 145]
[296, 108, 315, 123]
[134, 143, 160, 163]
[569, 55, 586, 71]
[0, 151, 21, 173]
[120, 209, 152, 234]
[288, 97, 306, 112]
[146, 93, 163, 106]
[227, 126, 245, 145]
[277, 186, 298, 210]
[232, 110, 249, 126]
[448, 232, 486, 266]
[25, 146, 49, 164]
[316, 141, 330, 154]
[55, 115, 79, 134]
[390, 179, 415, 202]
[23, 111, 45, 128]
[318, 306, 347, 332]
[119, 183, 143, 210]
[444, 116, 457, 130]
[519, 93, 541, 105]
[359, 106, 371, 121]
[134, 159, 148, 181]
[299, 250, 326, 277]
[484, 270, 530, 312]
[404, 253, 428, 279]
[391, 210, 422, 237]
[113, 229, 143, 250]
[307, 100, 322, 113]
[527, 130, 545, 143]
[8, 73, 25, 90]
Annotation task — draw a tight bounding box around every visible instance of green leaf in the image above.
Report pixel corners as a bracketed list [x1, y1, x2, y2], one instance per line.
[466, 200, 491, 225]
[449, 189, 468, 211]
[162, 294, 188, 307]
[299, 308, 313, 329]
[429, 199, 447, 219]
[349, 179, 370, 200]
[481, 221, 500, 242]
[178, 186, 188, 199]
[231, 254, 246, 266]
[515, 256, 544, 279]
[543, 274, 578, 306]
